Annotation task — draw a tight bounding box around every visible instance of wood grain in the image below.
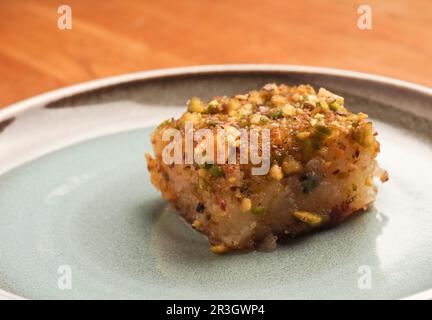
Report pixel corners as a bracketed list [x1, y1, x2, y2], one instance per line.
[0, 0, 431, 107]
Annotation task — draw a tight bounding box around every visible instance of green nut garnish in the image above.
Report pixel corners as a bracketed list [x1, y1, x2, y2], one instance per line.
[352, 122, 374, 148]
[207, 100, 220, 113]
[260, 116, 269, 124]
[270, 109, 283, 119]
[293, 210, 324, 227]
[329, 102, 341, 111]
[318, 100, 329, 111]
[251, 207, 266, 215]
[203, 162, 213, 169]
[209, 164, 224, 178]
[313, 124, 332, 139]
[187, 97, 205, 113]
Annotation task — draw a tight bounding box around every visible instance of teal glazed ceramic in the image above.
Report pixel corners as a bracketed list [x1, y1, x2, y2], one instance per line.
[0, 65, 431, 299]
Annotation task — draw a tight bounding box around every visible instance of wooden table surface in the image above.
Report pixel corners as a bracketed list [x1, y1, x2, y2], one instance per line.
[0, 0, 431, 108]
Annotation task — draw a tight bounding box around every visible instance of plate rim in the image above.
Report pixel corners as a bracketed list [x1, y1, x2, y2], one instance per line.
[0, 64, 431, 300]
[1, 64, 431, 121]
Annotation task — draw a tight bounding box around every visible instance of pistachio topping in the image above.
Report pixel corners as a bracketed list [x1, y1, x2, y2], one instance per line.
[251, 207, 266, 215]
[292, 210, 324, 227]
[187, 97, 205, 113]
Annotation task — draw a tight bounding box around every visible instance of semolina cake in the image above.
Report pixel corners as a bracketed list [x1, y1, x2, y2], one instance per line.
[146, 84, 388, 253]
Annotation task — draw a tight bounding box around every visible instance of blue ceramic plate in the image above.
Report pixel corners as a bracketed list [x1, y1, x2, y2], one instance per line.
[0, 65, 431, 299]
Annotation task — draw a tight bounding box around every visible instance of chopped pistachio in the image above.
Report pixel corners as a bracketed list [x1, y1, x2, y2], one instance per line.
[260, 116, 269, 124]
[209, 164, 224, 178]
[313, 124, 332, 139]
[314, 113, 325, 121]
[207, 100, 220, 113]
[203, 162, 213, 169]
[293, 210, 324, 227]
[318, 100, 329, 111]
[329, 102, 341, 111]
[333, 94, 344, 105]
[251, 207, 266, 215]
[352, 122, 374, 148]
[270, 109, 283, 119]
[317, 87, 342, 105]
[187, 97, 205, 113]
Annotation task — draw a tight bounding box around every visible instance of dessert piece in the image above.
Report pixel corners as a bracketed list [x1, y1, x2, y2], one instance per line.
[146, 84, 387, 252]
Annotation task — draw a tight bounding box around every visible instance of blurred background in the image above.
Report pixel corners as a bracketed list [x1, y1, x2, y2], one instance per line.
[0, 0, 430, 107]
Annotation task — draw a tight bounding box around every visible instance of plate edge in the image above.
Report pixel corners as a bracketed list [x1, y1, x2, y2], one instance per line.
[1, 64, 431, 122]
